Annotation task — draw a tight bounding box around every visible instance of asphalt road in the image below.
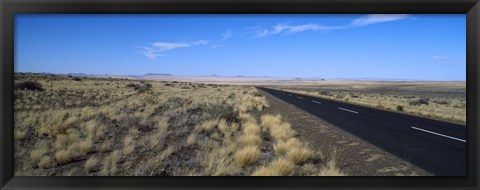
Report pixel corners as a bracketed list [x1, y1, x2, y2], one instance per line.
[257, 87, 466, 176]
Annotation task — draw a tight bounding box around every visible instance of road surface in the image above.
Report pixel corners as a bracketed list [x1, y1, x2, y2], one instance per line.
[257, 87, 466, 176]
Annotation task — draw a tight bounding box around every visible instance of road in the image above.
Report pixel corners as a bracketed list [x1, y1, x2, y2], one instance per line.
[257, 87, 466, 176]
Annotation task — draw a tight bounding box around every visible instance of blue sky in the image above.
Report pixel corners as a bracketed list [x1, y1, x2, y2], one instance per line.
[15, 14, 466, 80]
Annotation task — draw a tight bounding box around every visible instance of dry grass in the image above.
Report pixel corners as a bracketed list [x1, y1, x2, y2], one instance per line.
[251, 158, 295, 176]
[30, 148, 48, 162]
[14, 73, 341, 176]
[274, 138, 301, 156]
[79, 138, 93, 154]
[85, 156, 99, 172]
[286, 146, 313, 165]
[14, 130, 27, 141]
[234, 146, 261, 167]
[55, 150, 73, 164]
[38, 156, 53, 169]
[278, 83, 465, 125]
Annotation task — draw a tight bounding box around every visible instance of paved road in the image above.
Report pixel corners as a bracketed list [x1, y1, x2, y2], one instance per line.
[257, 87, 466, 176]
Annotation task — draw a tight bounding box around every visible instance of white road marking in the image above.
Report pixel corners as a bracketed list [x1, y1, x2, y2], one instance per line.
[338, 107, 359, 114]
[411, 126, 466, 143]
[312, 100, 321, 104]
[297, 96, 303, 99]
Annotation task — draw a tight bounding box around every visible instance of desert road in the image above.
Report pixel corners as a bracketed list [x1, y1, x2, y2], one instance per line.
[257, 87, 466, 176]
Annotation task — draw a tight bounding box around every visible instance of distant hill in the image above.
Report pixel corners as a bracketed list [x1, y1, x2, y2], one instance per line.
[66, 73, 88, 76]
[144, 73, 172, 76]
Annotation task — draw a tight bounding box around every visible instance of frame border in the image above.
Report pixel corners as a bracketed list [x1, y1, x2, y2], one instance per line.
[1, 0, 479, 189]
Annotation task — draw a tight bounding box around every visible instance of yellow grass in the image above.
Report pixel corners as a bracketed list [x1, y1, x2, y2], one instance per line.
[234, 146, 261, 167]
[251, 158, 295, 176]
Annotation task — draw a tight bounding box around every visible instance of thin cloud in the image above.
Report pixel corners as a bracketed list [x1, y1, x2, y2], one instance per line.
[210, 44, 228, 49]
[255, 23, 342, 37]
[432, 56, 463, 64]
[253, 14, 412, 38]
[139, 40, 208, 60]
[221, 30, 233, 40]
[349, 14, 412, 27]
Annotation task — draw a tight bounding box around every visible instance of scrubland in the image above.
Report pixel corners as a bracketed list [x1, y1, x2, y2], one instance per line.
[273, 82, 466, 125]
[14, 73, 343, 176]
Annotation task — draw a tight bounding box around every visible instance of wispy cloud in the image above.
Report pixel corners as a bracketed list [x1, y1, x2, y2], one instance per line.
[432, 56, 463, 64]
[255, 23, 342, 37]
[210, 44, 228, 49]
[139, 40, 208, 60]
[349, 14, 412, 28]
[253, 14, 413, 38]
[221, 30, 233, 40]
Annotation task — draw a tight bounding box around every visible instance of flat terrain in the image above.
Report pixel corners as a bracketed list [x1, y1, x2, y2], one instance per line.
[14, 73, 342, 176]
[13, 73, 465, 176]
[259, 87, 466, 176]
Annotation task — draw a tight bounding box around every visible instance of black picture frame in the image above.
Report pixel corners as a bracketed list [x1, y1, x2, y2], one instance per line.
[1, 0, 479, 189]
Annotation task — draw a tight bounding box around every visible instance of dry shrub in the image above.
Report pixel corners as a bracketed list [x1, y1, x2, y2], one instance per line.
[79, 138, 93, 154]
[238, 134, 262, 147]
[315, 160, 344, 176]
[260, 114, 282, 130]
[55, 150, 73, 164]
[38, 156, 53, 169]
[14, 130, 27, 141]
[123, 136, 135, 157]
[234, 146, 261, 167]
[81, 107, 95, 119]
[95, 124, 108, 139]
[201, 143, 239, 176]
[274, 138, 301, 156]
[31, 148, 48, 162]
[111, 150, 123, 164]
[217, 119, 229, 134]
[63, 116, 78, 127]
[99, 156, 113, 176]
[261, 114, 295, 141]
[195, 119, 219, 133]
[239, 113, 256, 123]
[155, 116, 169, 133]
[251, 158, 295, 176]
[84, 120, 97, 137]
[100, 139, 113, 153]
[66, 129, 80, 144]
[286, 146, 313, 165]
[242, 122, 261, 136]
[54, 134, 69, 150]
[85, 156, 99, 172]
[186, 133, 197, 146]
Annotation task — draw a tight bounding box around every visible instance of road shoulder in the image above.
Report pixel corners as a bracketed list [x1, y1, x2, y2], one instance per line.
[257, 88, 431, 176]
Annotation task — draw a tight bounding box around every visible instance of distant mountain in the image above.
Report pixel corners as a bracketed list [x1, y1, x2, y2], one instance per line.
[210, 74, 219, 77]
[144, 73, 172, 76]
[66, 73, 88, 76]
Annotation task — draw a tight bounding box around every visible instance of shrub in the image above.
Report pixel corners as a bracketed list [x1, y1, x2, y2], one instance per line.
[409, 98, 430, 106]
[72, 77, 82, 81]
[251, 158, 295, 176]
[396, 105, 404, 112]
[55, 150, 73, 164]
[15, 81, 44, 91]
[79, 139, 93, 154]
[85, 156, 99, 172]
[14, 130, 27, 141]
[38, 156, 53, 169]
[127, 83, 152, 93]
[286, 146, 313, 165]
[234, 146, 261, 167]
[31, 148, 48, 162]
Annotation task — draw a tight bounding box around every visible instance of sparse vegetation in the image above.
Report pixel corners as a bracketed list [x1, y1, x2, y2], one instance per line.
[14, 73, 342, 176]
[277, 81, 465, 125]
